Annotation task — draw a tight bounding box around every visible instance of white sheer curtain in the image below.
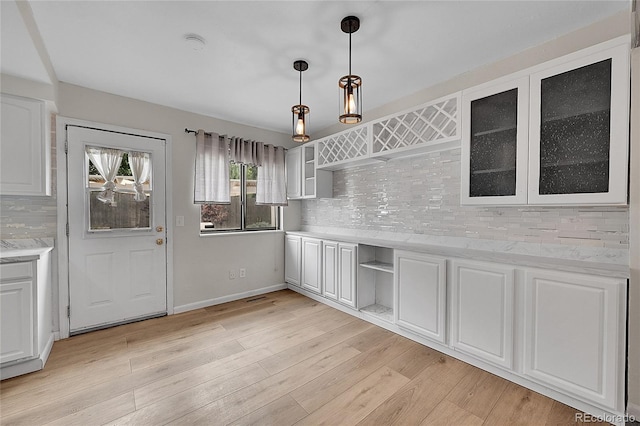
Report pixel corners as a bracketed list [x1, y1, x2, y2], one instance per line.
[128, 151, 151, 202]
[194, 130, 230, 204]
[256, 145, 288, 206]
[87, 146, 123, 204]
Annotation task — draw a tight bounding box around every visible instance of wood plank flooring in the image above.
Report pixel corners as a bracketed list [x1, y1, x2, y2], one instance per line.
[0, 289, 608, 425]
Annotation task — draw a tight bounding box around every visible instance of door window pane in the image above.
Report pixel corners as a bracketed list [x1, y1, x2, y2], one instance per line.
[87, 148, 152, 231]
[538, 59, 611, 195]
[469, 88, 518, 197]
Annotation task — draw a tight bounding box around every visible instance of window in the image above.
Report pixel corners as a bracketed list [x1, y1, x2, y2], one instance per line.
[200, 163, 279, 233]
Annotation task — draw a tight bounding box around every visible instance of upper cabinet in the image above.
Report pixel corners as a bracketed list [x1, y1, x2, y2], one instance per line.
[286, 144, 332, 200]
[0, 94, 50, 196]
[461, 38, 630, 206]
[461, 77, 530, 205]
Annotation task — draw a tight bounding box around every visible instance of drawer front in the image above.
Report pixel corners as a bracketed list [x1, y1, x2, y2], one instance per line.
[0, 262, 34, 281]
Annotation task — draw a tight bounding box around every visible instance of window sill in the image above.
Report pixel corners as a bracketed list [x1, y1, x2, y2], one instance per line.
[199, 229, 284, 238]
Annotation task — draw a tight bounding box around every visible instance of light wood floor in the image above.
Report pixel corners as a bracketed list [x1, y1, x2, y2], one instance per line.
[0, 289, 607, 426]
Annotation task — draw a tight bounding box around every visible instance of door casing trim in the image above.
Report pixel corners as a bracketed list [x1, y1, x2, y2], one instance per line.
[56, 116, 174, 339]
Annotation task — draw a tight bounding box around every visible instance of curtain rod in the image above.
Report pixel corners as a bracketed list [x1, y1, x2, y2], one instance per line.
[184, 128, 287, 150]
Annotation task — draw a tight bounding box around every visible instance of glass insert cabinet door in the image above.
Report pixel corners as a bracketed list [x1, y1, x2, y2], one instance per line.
[528, 43, 629, 205]
[460, 77, 530, 205]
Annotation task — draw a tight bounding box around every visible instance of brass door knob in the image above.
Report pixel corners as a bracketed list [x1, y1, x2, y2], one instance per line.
[156, 239, 164, 245]
[156, 226, 164, 232]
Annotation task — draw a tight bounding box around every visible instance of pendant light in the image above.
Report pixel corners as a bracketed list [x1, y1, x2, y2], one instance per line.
[292, 60, 310, 142]
[339, 16, 362, 124]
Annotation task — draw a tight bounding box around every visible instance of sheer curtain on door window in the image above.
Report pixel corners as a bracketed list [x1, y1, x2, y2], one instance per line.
[128, 151, 151, 202]
[86, 146, 123, 204]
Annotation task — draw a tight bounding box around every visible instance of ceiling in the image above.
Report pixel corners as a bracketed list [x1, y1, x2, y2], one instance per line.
[3, 1, 631, 135]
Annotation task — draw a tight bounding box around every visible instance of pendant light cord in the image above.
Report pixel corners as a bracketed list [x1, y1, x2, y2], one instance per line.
[299, 68, 303, 106]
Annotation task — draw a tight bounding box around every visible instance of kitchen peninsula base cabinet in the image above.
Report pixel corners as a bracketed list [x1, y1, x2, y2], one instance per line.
[394, 251, 446, 344]
[284, 233, 627, 422]
[451, 260, 515, 370]
[1, 249, 54, 380]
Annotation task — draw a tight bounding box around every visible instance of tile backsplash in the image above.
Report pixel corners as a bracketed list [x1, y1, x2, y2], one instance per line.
[301, 148, 629, 249]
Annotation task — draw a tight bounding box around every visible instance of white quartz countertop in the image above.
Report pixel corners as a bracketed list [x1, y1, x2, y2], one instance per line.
[0, 239, 54, 263]
[287, 229, 630, 279]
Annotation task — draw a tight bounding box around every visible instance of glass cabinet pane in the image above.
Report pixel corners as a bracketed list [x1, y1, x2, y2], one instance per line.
[538, 59, 611, 195]
[469, 88, 518, 197]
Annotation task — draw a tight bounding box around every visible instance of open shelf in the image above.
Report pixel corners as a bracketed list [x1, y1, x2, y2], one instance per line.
[360, 304, 394, 323]
[359, 260, 394, 273]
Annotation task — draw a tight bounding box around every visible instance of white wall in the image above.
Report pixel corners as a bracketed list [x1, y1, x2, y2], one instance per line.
[57, 83, 300, 309]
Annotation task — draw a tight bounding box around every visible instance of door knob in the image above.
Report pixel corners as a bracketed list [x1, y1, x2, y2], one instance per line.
[156, 226, 164, 232]
[156, 239, 164, 245]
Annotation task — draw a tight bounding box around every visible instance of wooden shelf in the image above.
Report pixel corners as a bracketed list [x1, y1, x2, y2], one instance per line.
[359, 261, 394, 273]
[360, 304, 394, 323]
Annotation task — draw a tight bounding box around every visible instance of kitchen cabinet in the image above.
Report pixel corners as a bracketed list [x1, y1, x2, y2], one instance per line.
[461, 77, 530, 205]
[0, 94, 50, 196]
[0, 262, 36, 364]
[317, 126, 370, 170]
[523, 269, 624, 410]
[358, 245, 394, 322]
[528, 42, 629, 205]
[461, 39, 629, 206]
[301, 237, 322, 294]
[394, 251, 446, 343]
[286, 144, 332, 199]
[451, 260, 515, 369]
[337, 243, 358, 309]
[322, 241, 338, 301]
[284, 235, 301, 286]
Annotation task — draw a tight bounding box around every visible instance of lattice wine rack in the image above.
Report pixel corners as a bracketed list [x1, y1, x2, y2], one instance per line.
[317, 126, 369, 167]
[372, 95, 459, 155]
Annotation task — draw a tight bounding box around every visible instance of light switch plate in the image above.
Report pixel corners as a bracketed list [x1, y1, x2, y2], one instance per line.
[176, 215, 185, 227]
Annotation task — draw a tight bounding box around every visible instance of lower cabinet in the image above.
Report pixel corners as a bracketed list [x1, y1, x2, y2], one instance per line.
[284, 235, 301, 286]
[451, 260, 515, 369]
[337, 243, 357, 308]
[523, 269, 624, 410]
[394, 250, 446, 343]
[0, 264, 36, 364]
[322, 241, 339, 301]
[301, 237, 322, 294]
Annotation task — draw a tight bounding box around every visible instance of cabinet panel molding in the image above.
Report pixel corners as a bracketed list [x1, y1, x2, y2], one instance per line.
[301, 237, 322, 294]
[523, 269, 623, 410]
[451, 260, 515, 369]
[284, 235, 301, 286]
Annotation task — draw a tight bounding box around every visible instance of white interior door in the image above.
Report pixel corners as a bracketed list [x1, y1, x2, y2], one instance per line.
[67, 126, 167, 333]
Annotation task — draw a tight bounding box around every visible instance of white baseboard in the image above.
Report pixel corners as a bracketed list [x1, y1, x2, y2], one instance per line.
[173, 283, 288, 314]
[1, 333, 55, 380]
[628, 402, 640, 420]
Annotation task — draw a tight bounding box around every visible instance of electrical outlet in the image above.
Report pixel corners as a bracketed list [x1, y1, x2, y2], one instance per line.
[229, 269, 237, 280]
[239, 268, 246, 278]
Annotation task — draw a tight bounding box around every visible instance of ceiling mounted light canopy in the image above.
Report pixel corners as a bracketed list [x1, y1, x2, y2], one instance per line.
[292, 60, 310, 143]
[339, 15, 362, 124]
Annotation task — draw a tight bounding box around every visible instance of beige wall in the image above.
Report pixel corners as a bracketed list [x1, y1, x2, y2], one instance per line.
[58, 83, 300, 308]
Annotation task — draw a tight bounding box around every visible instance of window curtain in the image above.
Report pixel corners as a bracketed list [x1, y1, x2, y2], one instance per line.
[87, 146, 123, 204]
[229, 137, 264, 166]
[194, 130, 230, 204]
[257, 145, 288, 206]
[128, 151, 151, 202]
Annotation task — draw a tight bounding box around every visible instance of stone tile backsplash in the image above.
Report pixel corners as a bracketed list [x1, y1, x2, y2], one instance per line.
[301, 148, 629, 249]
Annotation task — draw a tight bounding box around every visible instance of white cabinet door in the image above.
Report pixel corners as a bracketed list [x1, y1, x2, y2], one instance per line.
[338, 243, 357, 308]
[451, 260, 514, 369]
[460, 77, 530, 205]
[394, 251, 446, 343]
[528, 42, 629, 205]
[286, 147, 302, 199]
[301, 238, 322, 294]
[523, 269, 623, 409]
[0, 262, 36, 363]
[284, 235, 301, 286]
[0, 94, 49, 196]
[322, 241, 338, 300]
